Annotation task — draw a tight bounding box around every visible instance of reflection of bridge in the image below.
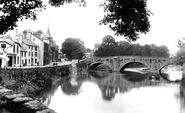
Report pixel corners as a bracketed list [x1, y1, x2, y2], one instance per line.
[88, 56, 171, 72]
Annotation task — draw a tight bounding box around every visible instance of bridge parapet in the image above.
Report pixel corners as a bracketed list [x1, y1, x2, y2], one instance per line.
[88, 56, 171, 72]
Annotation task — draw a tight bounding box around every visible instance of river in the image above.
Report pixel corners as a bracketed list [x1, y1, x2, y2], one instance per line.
[40, 69, 185, 113]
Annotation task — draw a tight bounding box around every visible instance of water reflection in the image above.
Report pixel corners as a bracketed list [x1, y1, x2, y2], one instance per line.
[41, 71, 185, 113]
[90, 72, 158, 101]
[160, 65, 183, 82]
[61, 81, 82, 95]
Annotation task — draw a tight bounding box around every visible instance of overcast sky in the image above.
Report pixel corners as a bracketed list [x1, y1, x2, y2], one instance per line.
[6, 0, 185, 54]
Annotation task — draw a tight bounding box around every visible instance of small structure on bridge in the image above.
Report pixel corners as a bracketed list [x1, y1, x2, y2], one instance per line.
[87, 56, 171, 72]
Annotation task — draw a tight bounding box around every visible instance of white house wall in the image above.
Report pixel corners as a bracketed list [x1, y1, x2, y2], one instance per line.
[31, 35, 44, 65]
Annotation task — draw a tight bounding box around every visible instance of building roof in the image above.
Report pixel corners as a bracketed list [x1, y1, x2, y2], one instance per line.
[0, 37, 15, 45]
[45, 27, 52, 38]
[20, 47, 27, 52]
[22, 38, 38, 47]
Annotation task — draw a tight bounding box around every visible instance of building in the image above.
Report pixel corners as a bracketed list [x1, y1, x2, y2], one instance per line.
[0, 27, 59, 68]
[42, 27, 59, 64]
[0, 36, 21, 68]
[26, 30, 44, 65]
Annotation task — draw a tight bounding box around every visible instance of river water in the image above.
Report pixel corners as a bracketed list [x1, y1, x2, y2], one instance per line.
[41, 70, 185, 113]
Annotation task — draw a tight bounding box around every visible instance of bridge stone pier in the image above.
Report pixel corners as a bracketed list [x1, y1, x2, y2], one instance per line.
[88, 56, 171, 72]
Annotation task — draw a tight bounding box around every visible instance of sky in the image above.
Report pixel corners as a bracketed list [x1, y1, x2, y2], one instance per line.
[6, 0, 185, 55]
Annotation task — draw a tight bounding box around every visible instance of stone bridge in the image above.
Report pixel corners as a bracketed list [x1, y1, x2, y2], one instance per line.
[87, 56, 171, 72]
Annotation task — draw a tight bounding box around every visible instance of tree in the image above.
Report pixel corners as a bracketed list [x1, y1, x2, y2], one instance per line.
[49, 0, 151, 41]
[1, 0, 151, 41]
[174, 38, 185, 65]
[100, 0, 151, 41]
[94, 36, 170, 57]
[61, 38, 85, 60]
[94, 35, 118, 57]
[0, 0, 45, 35]
[102, 35, 117, 46]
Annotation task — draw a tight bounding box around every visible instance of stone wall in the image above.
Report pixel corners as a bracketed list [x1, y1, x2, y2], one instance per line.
[0, 86, 56, 113]
[89, 56, 171, 72]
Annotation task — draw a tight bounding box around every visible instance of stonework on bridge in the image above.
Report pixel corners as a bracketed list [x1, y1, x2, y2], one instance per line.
[88, 56, 171, 72]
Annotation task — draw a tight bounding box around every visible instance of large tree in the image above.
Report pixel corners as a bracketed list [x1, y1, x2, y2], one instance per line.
[61, 38, 85, 60]
[49, 0, 151, 41]
[174, 38, 185, 65]
[94, 35, 118, 57]
[100, 0, 151, 41]
[94, 36, 170, 57]
[0, 0, 45, 35]
[0, 0, 151, 42]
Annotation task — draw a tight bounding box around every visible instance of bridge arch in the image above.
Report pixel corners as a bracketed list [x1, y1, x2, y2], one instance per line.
[158, 63, 174, 72]
[88, 62, 113, 71]
[119, 61, 150, 72]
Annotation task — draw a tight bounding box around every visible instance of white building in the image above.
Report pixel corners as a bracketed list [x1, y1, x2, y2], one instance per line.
[25, 30, 44, 66]
[0, 36, 21, 68]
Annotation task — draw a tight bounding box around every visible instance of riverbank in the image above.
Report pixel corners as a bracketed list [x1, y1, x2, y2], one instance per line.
[0, 65, 71, 98]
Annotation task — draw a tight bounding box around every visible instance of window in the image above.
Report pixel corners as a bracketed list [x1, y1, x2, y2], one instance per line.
[29, 45, 30, 49]
[35, 52, 37, 57]
[35, 59, 37, 63]
[31, 52, 33, 57]
[29, 59, 30, 64]
[21, 52, 23, 57]
[29, 52, 30, 56]
[24, 52, 26, 57]
[14, 56, 16, 64]
[1, 44, 6, 48]
[35, 47, 37, 51]
[13, 45, 15, 53]
[22, 60, 24, 64]
[17, 45, 19, 53]
[17, 57, 19, 64]
[32, 46, 33, 50]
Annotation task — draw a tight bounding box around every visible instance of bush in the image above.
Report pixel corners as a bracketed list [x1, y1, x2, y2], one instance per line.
[3, 65, 71, 96]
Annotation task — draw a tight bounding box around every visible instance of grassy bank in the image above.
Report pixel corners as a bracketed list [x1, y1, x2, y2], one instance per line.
[0, 65, 71, 98]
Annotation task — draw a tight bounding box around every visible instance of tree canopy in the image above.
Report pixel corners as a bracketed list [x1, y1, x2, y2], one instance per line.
[100, 0, 151, 41]
[94, 35, 170, 57]
[61, 38, 86, 60]
[0, 0, 151, 42]
[0, 0, 45, 35]
[50, 0, 151, 41]
[174, 38, 185, 65]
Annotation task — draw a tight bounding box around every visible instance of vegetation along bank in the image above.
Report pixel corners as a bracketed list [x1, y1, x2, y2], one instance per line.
[0, 65, 71, 98]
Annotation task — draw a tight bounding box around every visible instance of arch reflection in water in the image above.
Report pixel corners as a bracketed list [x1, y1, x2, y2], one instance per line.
[89, 71, 158, 101]
[160, 65, 183, 82]
[120, 62, 151, 82]
[43, 71, 185, 113]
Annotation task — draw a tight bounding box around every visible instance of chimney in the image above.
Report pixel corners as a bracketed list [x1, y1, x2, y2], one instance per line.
[16, 28, 18, 35]
[18, 34, 23, 46]
[26, 29, 32, 40]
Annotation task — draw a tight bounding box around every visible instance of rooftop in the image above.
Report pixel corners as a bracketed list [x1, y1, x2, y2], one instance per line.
[22, 39, 38, 47]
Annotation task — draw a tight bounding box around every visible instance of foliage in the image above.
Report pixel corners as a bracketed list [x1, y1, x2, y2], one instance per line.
[94, 35, 170, 57]
[0, 0, 151, 42]
[4, 65, 70, 96]
[174, 38, 185, 65]
[100, 0, 151, 41]
[61, 81, 82, 95]
[49, 0, 151, 41]
[49, 0, 86, 7]
[0, 0, 45, 34]
[62, 38, 86, 60]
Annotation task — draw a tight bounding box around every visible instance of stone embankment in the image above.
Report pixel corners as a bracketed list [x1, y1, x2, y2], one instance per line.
[0, 86, 56, 113]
